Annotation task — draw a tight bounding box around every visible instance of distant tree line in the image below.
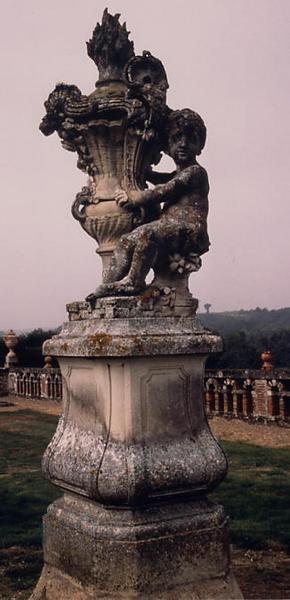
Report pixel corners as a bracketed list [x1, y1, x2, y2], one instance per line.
[1, 307, 290, 369]
[204, 329, 290, 369]
[200, 307, 290, 368]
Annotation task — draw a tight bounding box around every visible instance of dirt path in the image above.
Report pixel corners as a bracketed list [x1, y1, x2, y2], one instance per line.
[211, 415, 290, 448]
[0, 395, 61, 416]
[1, 396, 289, 447]
[232, 547, 290, 599]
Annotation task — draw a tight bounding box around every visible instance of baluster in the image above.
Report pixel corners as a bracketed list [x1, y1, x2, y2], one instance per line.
[55, 375, 61, 400]
[51, 374, 56, 399]
[37, 374, 41, 398]
[267, 380, 280, 418]
[31, 373, 36, 398]
[16, 373, 20, 395]
[216, 382, 224, 415]
[242, 379, 253, 417]
[47, 375, 51, 399]
[222, 381, 228, 415]
[24, 374, 28, 397]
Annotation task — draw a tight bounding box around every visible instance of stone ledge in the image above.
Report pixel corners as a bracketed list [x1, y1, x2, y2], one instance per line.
[43, 316, 222, 358]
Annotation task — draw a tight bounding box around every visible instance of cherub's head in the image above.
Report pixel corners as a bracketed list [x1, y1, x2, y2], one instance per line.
[167, 109, 206, 166]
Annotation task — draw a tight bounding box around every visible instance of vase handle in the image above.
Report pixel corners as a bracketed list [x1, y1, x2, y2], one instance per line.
[71, 187, 92, 222]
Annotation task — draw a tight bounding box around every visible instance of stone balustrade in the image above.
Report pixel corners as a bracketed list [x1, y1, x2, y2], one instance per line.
[8, 367, 62, 401]
[3, 366, 290, 422]
[205, 369, 290, 423]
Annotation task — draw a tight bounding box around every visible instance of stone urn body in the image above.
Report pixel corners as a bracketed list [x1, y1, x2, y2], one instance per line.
[71, 80, 160, 270]
[39, 45, 169, 274]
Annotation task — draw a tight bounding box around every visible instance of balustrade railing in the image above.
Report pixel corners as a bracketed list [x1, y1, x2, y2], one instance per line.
[8, 368, 62, 401]
[3, 366, 290, 422]
[205, 369, 290, 423]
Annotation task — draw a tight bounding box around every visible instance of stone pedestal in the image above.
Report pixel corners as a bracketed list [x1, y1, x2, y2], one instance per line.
[30, 297, 242, 599]
[31, 495, 241, 600]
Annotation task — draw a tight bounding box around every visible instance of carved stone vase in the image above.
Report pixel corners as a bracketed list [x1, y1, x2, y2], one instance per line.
[70, 77, 159, 270]
[40, 10, 168, 271]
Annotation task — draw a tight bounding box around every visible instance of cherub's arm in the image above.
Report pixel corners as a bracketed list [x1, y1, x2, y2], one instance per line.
[127, 167, 193, 208]
[135, 165, 209, 207]
[116, 165, 208, 210]
[146, 168, 176, 185]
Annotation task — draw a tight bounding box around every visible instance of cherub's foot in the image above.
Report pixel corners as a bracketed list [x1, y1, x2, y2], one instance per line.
[85, 285, 112, 305]
[86, 278, 146, 303]
[85, 292, 97, 307]
[110, 276, 146, 296]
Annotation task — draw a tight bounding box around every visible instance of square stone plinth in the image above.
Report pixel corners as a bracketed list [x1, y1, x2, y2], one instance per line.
[30, 494, 242, 599]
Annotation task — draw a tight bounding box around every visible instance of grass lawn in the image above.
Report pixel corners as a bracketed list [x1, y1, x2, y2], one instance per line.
[213, 440, 290, 551]
[0, 410, 60, 599]
[0, 409, 289, 598]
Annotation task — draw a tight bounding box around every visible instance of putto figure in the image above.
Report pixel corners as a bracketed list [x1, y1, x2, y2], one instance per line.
[87, 108, 210, 301]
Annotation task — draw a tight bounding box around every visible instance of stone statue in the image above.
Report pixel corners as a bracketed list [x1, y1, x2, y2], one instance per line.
[87, 108, 209, 301]
[39, 9, 209, 312]
[31, 10, 243, 600]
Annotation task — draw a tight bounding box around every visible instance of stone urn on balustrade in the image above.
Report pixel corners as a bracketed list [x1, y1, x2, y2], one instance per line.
[4, 329, 18, 368]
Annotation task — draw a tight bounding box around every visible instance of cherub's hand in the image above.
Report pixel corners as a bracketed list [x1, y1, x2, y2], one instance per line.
[115, 190, 129, 207]
[115, 189, 144, 210]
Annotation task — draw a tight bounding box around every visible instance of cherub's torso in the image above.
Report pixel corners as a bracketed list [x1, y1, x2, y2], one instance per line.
[160, 164, 209, 225]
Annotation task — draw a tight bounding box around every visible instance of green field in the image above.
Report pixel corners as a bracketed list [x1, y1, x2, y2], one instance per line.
[0, 409, 289, 598]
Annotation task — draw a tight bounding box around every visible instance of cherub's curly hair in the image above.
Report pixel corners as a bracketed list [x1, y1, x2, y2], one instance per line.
[168, 108, 207, 155]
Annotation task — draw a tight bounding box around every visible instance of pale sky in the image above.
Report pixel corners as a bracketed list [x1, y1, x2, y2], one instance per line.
[0, 0, 289, 330]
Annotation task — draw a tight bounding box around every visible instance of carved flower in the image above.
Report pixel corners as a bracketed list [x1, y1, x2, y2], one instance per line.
[169, 253, 201, 275]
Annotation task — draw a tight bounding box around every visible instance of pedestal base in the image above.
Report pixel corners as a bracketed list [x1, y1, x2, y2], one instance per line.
[30, 494, 243, 599]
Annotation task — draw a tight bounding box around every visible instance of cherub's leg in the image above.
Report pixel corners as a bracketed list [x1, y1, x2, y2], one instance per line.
[103, 236, 133, 283]
[86, 235, 133, 303]
[86, 227, 158, 301]
[124, 229, 157, 288]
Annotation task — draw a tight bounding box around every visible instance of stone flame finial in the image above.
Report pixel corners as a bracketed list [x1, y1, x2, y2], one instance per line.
[87, 8, 135, 81]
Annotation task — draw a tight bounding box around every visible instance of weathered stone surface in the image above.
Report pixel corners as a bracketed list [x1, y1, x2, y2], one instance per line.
[31, 568, 242, 599]
[31, 494, 242, 599]
[44, 302, 222, 358]
[40, 10, 169, 276]
[67, 290, 198, 320]
[42, 352, 227, 505]
[33, 8, 243, 600]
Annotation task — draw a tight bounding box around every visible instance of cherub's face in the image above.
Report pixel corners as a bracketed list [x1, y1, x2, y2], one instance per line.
[168, 125, 200, 166]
